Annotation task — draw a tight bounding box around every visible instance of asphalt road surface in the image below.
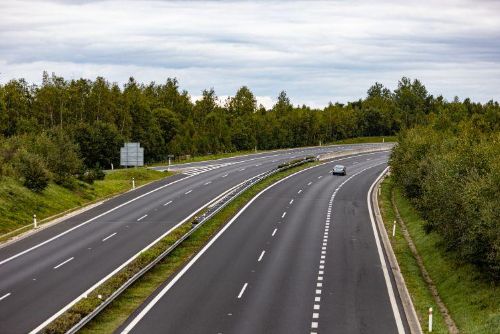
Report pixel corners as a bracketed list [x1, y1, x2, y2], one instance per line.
[0, 144, 386, 334]
[119, 151, 409, 334]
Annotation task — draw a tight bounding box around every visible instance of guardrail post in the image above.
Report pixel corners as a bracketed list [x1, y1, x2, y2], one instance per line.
[392, 220, 396, 237]
[428, 307, 433, 332]
[33, 214, 37, 229]
[132, 177, 135, 189]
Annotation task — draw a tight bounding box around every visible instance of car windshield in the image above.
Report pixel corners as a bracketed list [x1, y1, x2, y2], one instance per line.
[334, 165, 344, 169]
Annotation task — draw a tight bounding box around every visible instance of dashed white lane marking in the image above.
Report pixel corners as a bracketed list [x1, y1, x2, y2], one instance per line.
[282, 212, 287, 218]
[272, 228, 277, 236]
[255, 164, 262, 167]
[137, 214, 148, 221]
[102, 232, 117, 242]
[239, 168, 246, 171]
[308, 162, 388, 333]
[318, 176, 323, 179]
[258, 250, 266, 262]
[204, 181, 212, 185]
[185, 190, 192, 194]
[54, 257, 74, 269]
[307, 181, 313, 186]
[0, 293, 11, 301]
[163, 200, 172, 206]
[289, 199, 294, 205]
[298, 189, 303, 194]
[222, 174, 228, 178]
[237, 283, 248, 299]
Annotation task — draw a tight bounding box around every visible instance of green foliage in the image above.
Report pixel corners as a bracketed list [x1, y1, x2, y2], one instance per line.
[15, 150, 50, 192]
[391, 115, 500, 280]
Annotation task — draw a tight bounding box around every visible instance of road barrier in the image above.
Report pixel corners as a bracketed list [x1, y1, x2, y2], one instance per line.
[59, 157, 316, 334]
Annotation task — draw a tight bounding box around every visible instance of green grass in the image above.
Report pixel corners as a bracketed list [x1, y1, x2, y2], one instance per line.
[380, 177, 499, 333]
[0, 168, 171, 236]
[78, 161, 318, 334]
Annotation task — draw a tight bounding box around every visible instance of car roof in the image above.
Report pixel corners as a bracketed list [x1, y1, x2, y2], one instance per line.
[334, 165, 345, 168]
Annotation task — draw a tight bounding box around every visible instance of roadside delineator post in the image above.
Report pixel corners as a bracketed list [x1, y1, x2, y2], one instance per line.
[33, 214, 37, 229]
[392, 220, 396, 237]
[428, 307, 433, 332]
[132, 177, 135, 190]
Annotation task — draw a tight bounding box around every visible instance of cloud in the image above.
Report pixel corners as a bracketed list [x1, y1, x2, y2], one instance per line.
[0, 0, 499, 107]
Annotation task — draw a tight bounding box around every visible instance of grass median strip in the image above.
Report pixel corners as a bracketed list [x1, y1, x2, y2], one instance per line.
[44, 161, 317, 334]
[379, 176, 499, 334]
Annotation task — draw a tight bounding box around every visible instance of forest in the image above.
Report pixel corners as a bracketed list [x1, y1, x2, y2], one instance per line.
[0, 73, 499, 278]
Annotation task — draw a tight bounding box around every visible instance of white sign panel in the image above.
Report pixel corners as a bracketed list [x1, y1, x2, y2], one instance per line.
[120, 142, 144, 167]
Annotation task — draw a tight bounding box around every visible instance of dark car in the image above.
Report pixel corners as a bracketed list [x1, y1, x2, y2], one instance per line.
[332, 164, 346, 175]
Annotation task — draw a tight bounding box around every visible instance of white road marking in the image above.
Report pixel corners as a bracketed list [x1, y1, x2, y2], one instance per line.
[237, 283, 248, 299]
[298, 189, 303, 194]
[318, 176, 322, 179]
[120, 152, 391, 334]
[102, 232, 117, 242]
[0, 293, 11, 301]
[222, 174, 228, 178]
[185, 190, 192, 194]
[367, 167, 406, 334]
[272, 228, 277, 236]
[313, 313, 319, 319]
[163, 200, 172, 206]
[239, 168, 246, 171]
[54, 257, 74, 269]
[307, 181, 313, 186]
[312, 322, 318, 329]
[258, 250, 266, 262]
[282, 212, 287, 218]
[137, 214, 148, 221]
[204, 181, 212, 185]
[289, 199, 294, 205]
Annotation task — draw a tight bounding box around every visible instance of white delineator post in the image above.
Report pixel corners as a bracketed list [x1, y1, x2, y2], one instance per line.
[33, 214, 37, 229]
[392, 220, 396, 237]
[132, 177, 135, 190]
[428, 307, 433, 332]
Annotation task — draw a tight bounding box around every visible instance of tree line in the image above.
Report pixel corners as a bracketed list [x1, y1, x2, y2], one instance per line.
[391, 99, 499, 280]
[1, 73, 499, 278]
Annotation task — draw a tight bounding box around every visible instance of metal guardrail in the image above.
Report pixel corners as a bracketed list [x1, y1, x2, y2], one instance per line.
[64, 157, 315, 334]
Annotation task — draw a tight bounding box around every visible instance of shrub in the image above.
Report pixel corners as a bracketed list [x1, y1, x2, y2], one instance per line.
[15, 150, 50, 192]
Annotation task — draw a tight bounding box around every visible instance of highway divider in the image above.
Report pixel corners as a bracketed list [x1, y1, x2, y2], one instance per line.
[41, 156, 317, 334]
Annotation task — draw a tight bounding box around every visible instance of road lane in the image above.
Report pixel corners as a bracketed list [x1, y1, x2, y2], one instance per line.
[120, 151, 408, 334]
[0, 144, 387, 333]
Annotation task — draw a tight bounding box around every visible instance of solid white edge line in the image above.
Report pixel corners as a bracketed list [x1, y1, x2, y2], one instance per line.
[53, 257, 74, 269]
[237, 283, 248, 299]
[29, 176, 257, 334]
[367, 167, 406, 334]
[120, 151, 390, 333]
[102, 233, 117, 242]
[0, 292, 11, 301]
[0, 174, 194, 267]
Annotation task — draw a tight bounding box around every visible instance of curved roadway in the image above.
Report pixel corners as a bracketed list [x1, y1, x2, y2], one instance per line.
[119, 151, 409, 334]
[0, 144, 386, 334]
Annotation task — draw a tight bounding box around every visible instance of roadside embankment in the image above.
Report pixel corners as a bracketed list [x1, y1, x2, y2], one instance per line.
[379, 176, 499, 334]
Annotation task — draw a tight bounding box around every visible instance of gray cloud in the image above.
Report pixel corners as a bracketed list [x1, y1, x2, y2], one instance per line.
[1, 0, 499, 107]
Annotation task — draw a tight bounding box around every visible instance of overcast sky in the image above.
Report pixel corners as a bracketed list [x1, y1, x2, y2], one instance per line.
[1, 0, 499, 108]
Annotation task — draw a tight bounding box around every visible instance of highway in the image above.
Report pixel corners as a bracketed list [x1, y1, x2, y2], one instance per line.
[120, 151, 409, 334]
[0, 144, 386, 334]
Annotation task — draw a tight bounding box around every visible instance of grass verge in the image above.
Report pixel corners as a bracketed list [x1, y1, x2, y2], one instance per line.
[77, 161, 318, 334]
[0, 168, 170, 237]
[379, 176, 499, 333]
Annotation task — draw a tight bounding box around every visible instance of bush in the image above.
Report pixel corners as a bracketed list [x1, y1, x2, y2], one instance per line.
[391, 124, 500, 280]
[16, 150, 50, 192]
